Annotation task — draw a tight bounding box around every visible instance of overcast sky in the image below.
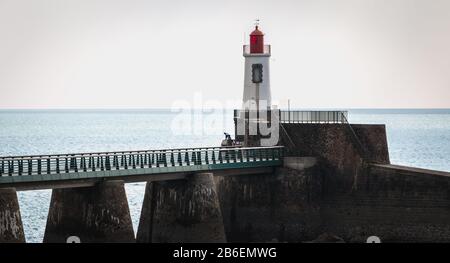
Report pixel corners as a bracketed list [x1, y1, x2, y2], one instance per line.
[0, 0, 449, 109]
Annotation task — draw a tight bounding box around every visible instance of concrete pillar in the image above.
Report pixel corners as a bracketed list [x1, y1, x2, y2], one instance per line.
[137, 172, 226, 243]
[0, 188, 25, 243]
[44, 180, 135, 243]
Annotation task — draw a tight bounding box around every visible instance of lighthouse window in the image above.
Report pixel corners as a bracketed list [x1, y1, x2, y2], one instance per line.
[252, 64, 263, 83]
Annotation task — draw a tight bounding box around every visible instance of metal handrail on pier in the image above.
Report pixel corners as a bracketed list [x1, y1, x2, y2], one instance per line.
[0, 146, 284, 183]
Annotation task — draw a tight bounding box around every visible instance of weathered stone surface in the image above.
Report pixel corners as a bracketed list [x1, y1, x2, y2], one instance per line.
[44, 180, 135, 243]
[279, 123, 389, 193]
[137, 172, 226, 243]
[135, 181, 155, 242]
[351, 124, 390, 164]
[215, 165, 323, 242]
[0, 187, 25, 243]
[331, 164, 450, 242]
[228, 122, 450, 242]
[279, 123, 389, 163]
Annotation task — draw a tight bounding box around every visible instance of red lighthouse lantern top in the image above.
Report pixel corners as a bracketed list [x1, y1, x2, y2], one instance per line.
[250, 25, 264, 54]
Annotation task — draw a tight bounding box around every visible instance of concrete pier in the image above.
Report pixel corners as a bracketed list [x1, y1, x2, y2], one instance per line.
[137, 172, 226, 243]
[0, 188, 25, 243]
[43, 180, 135, 243]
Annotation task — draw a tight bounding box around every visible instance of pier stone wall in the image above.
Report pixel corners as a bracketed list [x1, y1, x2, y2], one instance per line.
[214, 158, 324, 242]
[44, 180, 135, 243]
[278, 123, 390, 194]
[0, 188, 25, 243]
[137, 172, 226, 243]
[274, 123, 450, 242]
[317, 164, 450, 242]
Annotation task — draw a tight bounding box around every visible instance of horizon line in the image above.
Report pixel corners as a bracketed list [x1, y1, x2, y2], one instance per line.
[0, 107, 449, 111]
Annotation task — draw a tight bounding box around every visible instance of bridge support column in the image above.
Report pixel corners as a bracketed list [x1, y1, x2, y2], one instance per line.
[137, 172, 226, 243]
[44, 180, 135, 243]
[0, 188, 25, 243]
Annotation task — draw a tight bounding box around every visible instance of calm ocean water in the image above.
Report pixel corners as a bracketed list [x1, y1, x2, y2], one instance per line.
[0, 109, 449, 243]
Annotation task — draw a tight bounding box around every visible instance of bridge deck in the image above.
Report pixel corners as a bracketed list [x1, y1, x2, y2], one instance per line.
[0, 146, 284, 187]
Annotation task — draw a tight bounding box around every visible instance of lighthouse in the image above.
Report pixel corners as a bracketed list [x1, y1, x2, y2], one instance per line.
[234, 23, 277, 147]
[242, 24, 272, 111]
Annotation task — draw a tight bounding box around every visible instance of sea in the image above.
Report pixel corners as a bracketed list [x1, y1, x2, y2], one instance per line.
[0, 109, 449, 243]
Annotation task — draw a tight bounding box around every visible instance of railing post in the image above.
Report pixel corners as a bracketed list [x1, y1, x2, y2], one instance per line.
[218, 151, 223, 163]
[37, 159, 42, 175]
[183, 152, 188, 165]
[106, 156, 111, 171]
[212, 150, 216, 164]
[65, 158, 69, 173]
[91, 157, 96, 171]
[170, 152, 175, 167]
[47, 158, 51, 174]
[18, 160, 23, 176]
[28, 160, 32, 175]
[97, 156, 105, 171]
[82, 157, 87, 172]
[80, 157, 84, 172]
[191, 151, 196, 165]
[7, 161, 11, 176]
[197, 151, 201, 165]
[205, 150, 209, 164]
[178, 152, 182, 166]
[115, 155, 120, 170]
[124, 155, 128, 169]
[56, 158, 60, 173]
[73, 157, 78, 172]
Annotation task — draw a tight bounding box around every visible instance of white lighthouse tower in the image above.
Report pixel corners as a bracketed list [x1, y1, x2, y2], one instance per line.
[242, 23, 271, 111]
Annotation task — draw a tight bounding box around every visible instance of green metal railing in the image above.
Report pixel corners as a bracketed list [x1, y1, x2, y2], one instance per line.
[0, 146, 284, 184]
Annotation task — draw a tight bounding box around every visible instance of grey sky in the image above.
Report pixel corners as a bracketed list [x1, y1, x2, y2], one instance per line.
[0, 0, 449, 109]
